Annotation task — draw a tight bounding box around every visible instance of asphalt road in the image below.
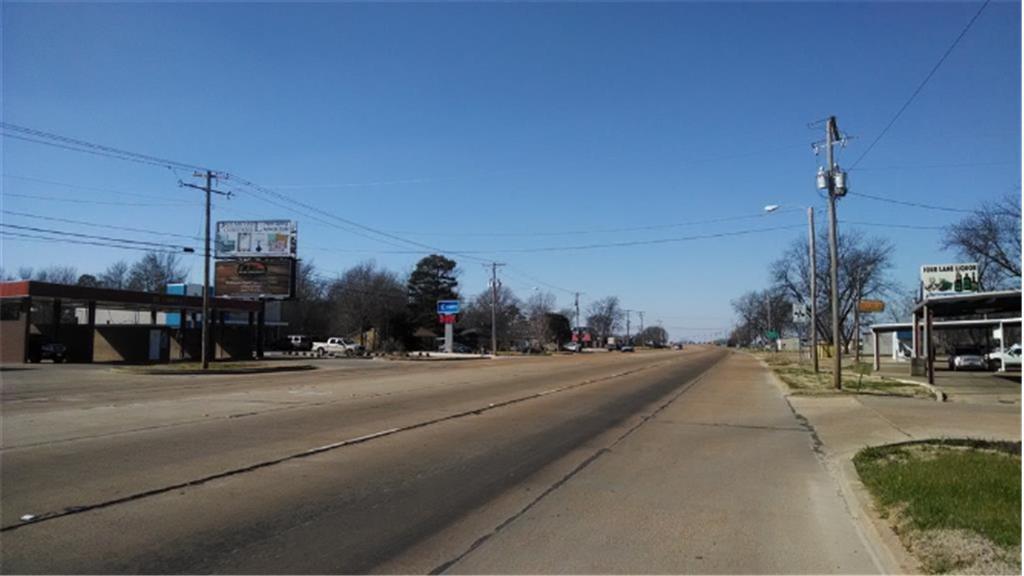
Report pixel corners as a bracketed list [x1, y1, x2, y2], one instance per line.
[1, 348, 882, 573]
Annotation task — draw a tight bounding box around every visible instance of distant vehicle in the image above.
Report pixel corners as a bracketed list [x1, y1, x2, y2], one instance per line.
[620, 345, 635, 353]
[28, 339, 66, 363]
[286, 335, 314, 352]
[672, 343, 683, 350]
[605, 337, 618, 351]
[986, 343, 1021, 371]
[437, 342, 473, 354]
[563, 342, 581, 352]
[948, 347, 985, 371]
[313, 337, 362, 357]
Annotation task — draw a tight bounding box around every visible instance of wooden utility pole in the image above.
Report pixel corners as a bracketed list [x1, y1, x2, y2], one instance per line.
[808, 207, 819, 372]
[182, 171, 230, 370]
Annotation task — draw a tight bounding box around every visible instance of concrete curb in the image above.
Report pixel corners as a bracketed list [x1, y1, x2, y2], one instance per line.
[112, 364, 318, 376]
[880, 376, 947, 402]
[750, 352, 916, 575]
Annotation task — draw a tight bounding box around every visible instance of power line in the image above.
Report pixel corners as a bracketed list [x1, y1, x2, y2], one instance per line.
[0, 223, 194, 251]
[0, 231, 196, 255]
[840, 219, 947, 231]
[0, 123, 213, 173]
[384, 208, 803, 238]
[847, 190, 974, 213]
[445, 223, 809, 254]
[2, 192, 189, 207]
[849, 0, 992, 170]
[3, 174, 197, 204]
[2, 210, 202, 241]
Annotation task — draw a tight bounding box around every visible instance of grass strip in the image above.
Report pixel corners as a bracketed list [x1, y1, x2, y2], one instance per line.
[854, 439, 1021, 573]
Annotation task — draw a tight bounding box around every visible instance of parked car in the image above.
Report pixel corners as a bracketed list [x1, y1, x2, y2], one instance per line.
[436, 342, 473, 354]
[286, 335, 314, 352]
[313, 337, 363, 357]
[947, 347, 986, 371]
[985, 343, 1022, 371]
[563, 342, 581, 352]
[620, 345, 635, 353]
[28, 339, 66, 363]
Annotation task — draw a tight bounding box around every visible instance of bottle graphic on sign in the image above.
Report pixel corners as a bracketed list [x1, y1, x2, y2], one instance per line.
[954, 270, 962, 292]
[962, 271, 973, 292]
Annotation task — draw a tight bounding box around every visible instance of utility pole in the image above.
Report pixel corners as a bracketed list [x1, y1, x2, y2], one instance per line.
[638, 311, 644, 339]
[808, 207, 819, 373]
[489, 262, 505, 354]
[625, 310, 632, 344]
[854, 272, 862, 366]
[574, 292, 582, 348]
[818, 115, 847, 390]
[182, 171, 230, 370]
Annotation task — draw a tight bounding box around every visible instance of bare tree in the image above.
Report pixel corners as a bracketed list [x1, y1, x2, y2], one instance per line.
[31, 265, 78, 284]
[942, 193, 1021, 289]
[524, 291, 557, 346]
[282, 260, 330, 338]
[126, 252, 187, 293]
[637, 325, 669, 347]
[730, 289, 792, 346]
[325, 261, 407, 350]
[460, 285, 523, 351]
[770, 229, 893, 349]
[99, 261, 130, 289]
[586, 296, 623, 345]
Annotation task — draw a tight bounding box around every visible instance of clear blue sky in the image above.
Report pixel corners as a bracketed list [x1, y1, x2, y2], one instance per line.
[3, 2, 1020, 339]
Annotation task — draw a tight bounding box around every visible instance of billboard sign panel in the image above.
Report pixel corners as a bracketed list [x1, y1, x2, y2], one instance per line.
[437, 300, 461, 315]
[215, 258, 295, 299]
[216, 220, 297, 259]
[920, 263, 979, 296]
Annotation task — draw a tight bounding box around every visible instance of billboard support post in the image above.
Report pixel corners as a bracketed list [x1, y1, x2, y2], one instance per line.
[444, 323, 453, 354]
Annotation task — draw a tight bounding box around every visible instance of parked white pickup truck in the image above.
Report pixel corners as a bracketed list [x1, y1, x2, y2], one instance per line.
[985, 343, 1021, 371]
[312, 337, 363, 357]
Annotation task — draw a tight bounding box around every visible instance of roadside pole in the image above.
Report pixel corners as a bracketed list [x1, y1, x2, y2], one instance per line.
[823, 116, 844, 390]
[808, 207, 819, 372]
[182, 171, 230, 370]
[489, 262, 504, 354]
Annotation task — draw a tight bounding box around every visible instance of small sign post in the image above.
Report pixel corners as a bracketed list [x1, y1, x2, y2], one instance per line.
[437, 300, 460, 353]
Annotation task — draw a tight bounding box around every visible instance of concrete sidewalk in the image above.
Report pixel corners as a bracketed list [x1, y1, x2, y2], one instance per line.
[873, 359, 1021, 405]
[410, 351, 888, 574]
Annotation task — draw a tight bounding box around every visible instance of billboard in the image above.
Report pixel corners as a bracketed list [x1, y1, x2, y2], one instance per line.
[920, 263, 979, 297]
[215, 258, 295, 300]
[216, 220, 297, 259]
[437, 300, 461, 315]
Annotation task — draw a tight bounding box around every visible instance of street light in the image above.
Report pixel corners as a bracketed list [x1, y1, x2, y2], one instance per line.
[764, 203, 819, 373]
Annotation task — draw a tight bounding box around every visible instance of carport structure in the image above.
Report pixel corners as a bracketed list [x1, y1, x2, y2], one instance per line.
[0, 281, 265, 363]
[870, 290, 1021, 384]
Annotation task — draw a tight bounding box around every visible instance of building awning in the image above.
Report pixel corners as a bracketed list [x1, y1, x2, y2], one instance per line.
[0, 281, 261, 312]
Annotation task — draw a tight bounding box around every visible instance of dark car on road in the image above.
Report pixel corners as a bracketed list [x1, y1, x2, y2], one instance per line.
[28, 339, 67, 363]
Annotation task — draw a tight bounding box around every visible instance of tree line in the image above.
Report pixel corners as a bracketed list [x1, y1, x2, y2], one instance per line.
[5, 251, 666, 352]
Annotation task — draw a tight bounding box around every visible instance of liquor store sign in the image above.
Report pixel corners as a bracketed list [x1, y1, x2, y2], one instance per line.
[920, 263, 979, 296]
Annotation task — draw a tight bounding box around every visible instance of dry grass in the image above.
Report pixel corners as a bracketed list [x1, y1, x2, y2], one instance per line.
[755, 351, 934, 398]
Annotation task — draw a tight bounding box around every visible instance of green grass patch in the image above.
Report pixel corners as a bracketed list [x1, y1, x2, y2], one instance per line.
[854, 439, 1022, 549]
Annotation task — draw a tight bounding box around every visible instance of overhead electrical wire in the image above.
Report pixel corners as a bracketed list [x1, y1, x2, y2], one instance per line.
[1, 210, 203, 241]
[0, 123, 213, 173]
[846, 191, 974, 213]
[3, 174, 197, 204]
[3, 192, 190, 207]
[1, 231, 196, 255]
[848, 0, 992, 170]
[0, 223, 194, 251]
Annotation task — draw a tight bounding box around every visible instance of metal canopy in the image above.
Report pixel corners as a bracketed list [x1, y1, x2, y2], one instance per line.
[912, 290, 1022, 318]
[0, 281, 261, 312]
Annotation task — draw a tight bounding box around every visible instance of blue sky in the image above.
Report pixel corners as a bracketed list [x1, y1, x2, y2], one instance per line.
[2, 1, 1020, 339]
